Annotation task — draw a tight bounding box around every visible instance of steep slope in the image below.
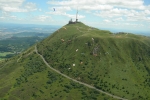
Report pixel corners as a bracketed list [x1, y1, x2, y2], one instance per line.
[37, 22, 150, 99]
[0, 46, 116, 100]
[0, 22, 150, 100]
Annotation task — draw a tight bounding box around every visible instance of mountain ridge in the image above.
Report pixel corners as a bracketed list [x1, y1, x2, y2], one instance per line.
[0, 22, 150, 100]
[37, 22, 150, 99]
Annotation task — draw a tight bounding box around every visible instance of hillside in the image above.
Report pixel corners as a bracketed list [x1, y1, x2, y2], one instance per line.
[0, 46, 116, 100]
[37, 22, 150, 99]
[0, 22, 150, 100]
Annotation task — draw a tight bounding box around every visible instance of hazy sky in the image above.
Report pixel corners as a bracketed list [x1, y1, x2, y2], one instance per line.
[0, 0, 150, 33]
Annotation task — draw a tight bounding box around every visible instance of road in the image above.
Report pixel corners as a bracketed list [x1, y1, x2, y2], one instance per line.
[17, 55, 22, 62]
[17, 49, 34, 63]
[0, 61, 10, 70]
[35, 45, 128, 100]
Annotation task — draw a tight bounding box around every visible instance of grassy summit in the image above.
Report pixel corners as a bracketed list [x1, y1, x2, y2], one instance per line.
[0, 22, 150, 100]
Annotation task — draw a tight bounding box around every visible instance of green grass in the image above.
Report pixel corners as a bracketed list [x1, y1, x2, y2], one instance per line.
[37, 22, 150, 99]
[0, 52, 12, 56]
[0, 45, 115, 100]
[0, 52, 14, 61]
[0, 22, 150, 100]
[0, 49, 114, 100]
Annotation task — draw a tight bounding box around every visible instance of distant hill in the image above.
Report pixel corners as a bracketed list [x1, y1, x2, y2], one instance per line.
[0, 23, 61, 40]
[0, 22, 150, 100]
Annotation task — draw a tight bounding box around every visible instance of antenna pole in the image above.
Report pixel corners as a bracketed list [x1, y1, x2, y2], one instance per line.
[76, 9, 78, 22]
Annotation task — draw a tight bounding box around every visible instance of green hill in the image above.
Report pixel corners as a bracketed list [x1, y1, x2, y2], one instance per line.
[0, 22, 150, 100]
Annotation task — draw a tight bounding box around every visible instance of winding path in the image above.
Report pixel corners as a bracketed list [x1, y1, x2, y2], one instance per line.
[17, 55, 22, 62]
[35, 45, 128, 100]
[0, 61, 10, 70]
[17, 50, 34, 63]
[76, 26, 92, 34]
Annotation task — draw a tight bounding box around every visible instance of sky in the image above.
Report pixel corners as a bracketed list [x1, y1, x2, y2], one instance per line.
[0, 0, 150, 34]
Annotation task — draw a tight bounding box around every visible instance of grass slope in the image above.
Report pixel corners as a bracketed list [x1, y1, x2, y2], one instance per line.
[0, 46, 115, 100]
[37, 22, 150, 99]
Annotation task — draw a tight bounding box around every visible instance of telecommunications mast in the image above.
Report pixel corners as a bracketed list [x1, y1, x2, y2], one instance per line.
[76, 9, 78, 22]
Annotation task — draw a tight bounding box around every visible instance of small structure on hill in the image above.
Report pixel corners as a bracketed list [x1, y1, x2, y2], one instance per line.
[63, 27, 67, 30]
[68, 9, 79, 24]
[80, 62, 83, 64]
[76, 49, 78, 52]
[68, 18, 75, 24]
[61, 39, 65, 42]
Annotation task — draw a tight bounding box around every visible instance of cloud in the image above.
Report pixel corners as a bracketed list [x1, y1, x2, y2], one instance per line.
[0, 11, 21, 20]
[0, 0, 25, 6]
[104, 19, 111, 23]
[39, 9, 42, 12]
[0, 0, 24, 12]
[47, 0, 145, 10]
[103, 18, 124, 23]
[10, 15, 17, 19]
[94, 7, 150, 23]
[0, 17, 5, 19]
[64, 13, 85, 19]
[51, 6, 72, 12]
[47, 0, 150, 23]
[1, 6, 26, 12]
[79, 5, 113, 11]
[47, 7, 85, 19]
[0, 11, 11, 19]
[0, 0, 37, 12]
[25, 2, 37, 12]
[114, 17, 124, 21]
[0, 0, 149, 31]
[32, 15, 53, 22]
[95, 8, 128, 18]
[47, 1, 113, 11]
[144, 9, 150, 15]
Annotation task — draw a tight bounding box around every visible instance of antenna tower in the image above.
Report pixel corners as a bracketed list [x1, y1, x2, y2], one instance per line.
[76, 9, 78, 22]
